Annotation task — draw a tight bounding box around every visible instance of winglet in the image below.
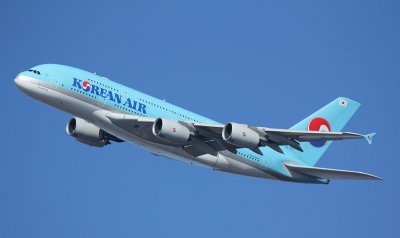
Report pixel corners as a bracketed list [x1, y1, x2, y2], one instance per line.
[364, 133, 376, 145]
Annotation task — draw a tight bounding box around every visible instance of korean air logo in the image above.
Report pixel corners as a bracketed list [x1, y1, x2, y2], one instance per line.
[308, 117, 331, 147]
[82, 81, 92, 92]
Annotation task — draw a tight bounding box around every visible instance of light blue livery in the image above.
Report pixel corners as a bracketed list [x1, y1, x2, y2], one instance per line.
[15, 64, 381, 184]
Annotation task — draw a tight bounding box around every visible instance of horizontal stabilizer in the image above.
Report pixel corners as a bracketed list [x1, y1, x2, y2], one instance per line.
[285, 163, 382, 180]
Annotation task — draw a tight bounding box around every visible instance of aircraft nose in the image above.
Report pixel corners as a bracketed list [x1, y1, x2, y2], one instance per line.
[14, 74, 32, 93]
[14, 74, 24, 87]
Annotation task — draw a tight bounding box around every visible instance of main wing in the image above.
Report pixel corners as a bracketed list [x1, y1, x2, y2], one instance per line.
[105, 112, 373, 155]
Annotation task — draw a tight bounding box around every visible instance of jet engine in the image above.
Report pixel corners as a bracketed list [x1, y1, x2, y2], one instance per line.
[66, 117, 109, 147]
[152, 118, 191, 145]
[222, 122, 260, 149]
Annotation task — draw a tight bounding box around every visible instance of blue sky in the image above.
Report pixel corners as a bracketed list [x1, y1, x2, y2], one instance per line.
[1, 1, 399, 237]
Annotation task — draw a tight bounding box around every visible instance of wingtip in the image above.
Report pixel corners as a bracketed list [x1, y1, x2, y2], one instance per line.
[364, 172, 383, 180]
[364, 133, 376, 145]
[368, 174, 383, 180]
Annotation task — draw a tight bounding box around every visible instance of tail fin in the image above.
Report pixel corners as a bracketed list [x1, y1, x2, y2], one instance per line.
[289, 97, 361, 166]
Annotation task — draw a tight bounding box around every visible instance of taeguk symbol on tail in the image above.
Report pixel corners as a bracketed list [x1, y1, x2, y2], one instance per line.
[308, 117, 331, 147]
[14, 64, 382, 184]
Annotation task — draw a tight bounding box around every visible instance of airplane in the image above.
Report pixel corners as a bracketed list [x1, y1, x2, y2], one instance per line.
[14, 64, 382, 184]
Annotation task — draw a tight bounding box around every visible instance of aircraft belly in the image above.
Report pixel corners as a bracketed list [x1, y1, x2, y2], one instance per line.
[217, 152, 277, 179]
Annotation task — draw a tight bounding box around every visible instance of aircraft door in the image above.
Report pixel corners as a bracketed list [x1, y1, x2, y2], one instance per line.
[98, 91, 107, 107]
[121, 89, 129, 110]
[259, 157, 268, 171]
[50, 76, 59, 89]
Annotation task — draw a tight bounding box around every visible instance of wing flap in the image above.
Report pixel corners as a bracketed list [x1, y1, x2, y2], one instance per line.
[285, 163, 382, 180]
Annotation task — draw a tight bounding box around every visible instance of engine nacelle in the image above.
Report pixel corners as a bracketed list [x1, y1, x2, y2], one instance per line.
[152, 118, 191, 145]
[222, 122, 260, 148]
[66, 117, 109, 147]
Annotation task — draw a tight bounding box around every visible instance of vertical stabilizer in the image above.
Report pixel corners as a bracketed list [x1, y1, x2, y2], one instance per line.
[289, 97, 360, 166]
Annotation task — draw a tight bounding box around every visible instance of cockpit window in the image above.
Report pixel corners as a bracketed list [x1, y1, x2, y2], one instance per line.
[29, 69, 41, 75]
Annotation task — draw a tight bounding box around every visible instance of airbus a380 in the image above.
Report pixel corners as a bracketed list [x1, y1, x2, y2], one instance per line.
[15, 64, 381, 184]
